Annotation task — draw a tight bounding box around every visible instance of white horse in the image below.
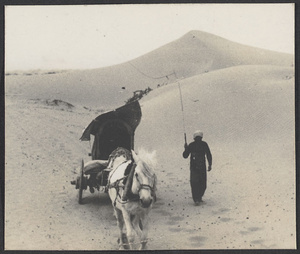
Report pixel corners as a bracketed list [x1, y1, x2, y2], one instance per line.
[107, 147, 157, 250]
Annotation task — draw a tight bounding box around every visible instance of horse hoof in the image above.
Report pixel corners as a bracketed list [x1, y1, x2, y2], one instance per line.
[118, 243, 129, 250]
[139, 243, 147, 250]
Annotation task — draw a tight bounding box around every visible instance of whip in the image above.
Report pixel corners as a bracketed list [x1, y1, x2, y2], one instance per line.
[175, 72, 187, 145]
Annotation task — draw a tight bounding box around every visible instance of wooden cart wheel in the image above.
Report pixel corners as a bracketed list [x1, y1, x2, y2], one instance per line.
[78, 159, 84, 204]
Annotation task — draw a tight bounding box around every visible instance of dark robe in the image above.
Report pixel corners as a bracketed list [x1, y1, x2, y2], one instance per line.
[183, 139, 212, 202]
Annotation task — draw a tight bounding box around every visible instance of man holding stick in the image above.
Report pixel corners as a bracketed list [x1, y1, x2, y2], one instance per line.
[183, 131, 212, 205]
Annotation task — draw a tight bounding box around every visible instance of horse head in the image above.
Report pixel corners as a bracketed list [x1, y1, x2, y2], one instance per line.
[131, 150, 157, 208]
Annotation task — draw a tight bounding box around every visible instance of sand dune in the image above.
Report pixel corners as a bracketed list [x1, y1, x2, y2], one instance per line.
[5, 31, 293, 109]
[131, 30, 293, 79]
[138, 65, 294, 145]
[4, 30, 295, 250]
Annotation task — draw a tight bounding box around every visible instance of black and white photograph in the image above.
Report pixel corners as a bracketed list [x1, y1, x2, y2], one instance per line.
[4, 3, 295, 250]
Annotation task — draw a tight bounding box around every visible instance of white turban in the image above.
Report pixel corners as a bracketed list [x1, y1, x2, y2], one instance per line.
[193, 130, 203, 139]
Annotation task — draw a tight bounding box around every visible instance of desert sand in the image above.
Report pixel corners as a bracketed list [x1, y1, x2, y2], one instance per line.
[4, 31, 295, 250]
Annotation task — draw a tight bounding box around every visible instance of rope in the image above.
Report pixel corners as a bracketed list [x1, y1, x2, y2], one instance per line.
[105, 33, 175, 81]
[127, 61, 174, 80]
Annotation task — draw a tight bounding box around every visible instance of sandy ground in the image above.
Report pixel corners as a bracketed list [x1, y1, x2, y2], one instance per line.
[4, 67, 295, 250]
[4, 31, 296, 250]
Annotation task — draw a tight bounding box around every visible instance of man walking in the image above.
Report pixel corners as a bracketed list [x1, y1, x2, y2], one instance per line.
[183, 130, 212, 205]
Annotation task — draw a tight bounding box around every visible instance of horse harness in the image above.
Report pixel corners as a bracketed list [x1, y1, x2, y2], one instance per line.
[107, 161, 155, 207]
[107, 161, 136, 206]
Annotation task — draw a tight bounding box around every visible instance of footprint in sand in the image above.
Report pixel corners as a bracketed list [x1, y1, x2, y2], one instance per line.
[166, 216, 185, 225]
[220, 217, 231, 222]
[188, 236, 207, 247]
[239, 230, 250, 235]
[170, 216, 185, 222]
[248, 227, 261, 232]
[152, 201, 165, 209]
[239, 227, 262, 235]
[155, 209, 172, 217]
[168, 227, 182, 232]
[212, 207, 230, 215]
[250, 239, 264, 245]
[219, 208, 230, 213]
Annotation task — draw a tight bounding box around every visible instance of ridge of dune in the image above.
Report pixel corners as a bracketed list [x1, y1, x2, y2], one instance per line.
[5, 30, 293, 110]
[130, 30, 293, 80]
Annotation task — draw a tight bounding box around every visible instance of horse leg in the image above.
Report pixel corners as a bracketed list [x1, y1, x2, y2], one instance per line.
[114, 208, 129, 250]
[122, 209, 136, 249]
[131, 215, 143, 248]
[139, 212, 150, 250]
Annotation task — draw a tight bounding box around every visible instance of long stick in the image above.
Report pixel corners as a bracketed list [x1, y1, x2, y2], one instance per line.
[177, 76, 187, 145]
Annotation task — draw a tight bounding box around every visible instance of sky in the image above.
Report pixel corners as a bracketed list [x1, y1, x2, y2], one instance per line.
[5, 4, 294, 71]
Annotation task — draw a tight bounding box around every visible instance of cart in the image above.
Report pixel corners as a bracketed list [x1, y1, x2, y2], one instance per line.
[70, 101, 142, 204]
